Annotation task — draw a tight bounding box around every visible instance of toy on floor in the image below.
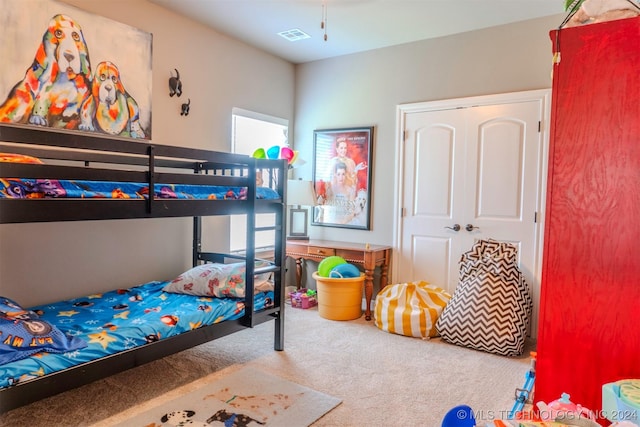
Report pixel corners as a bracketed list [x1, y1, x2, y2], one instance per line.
[536, 392, 596, 422]
[602, 379, 640, 426]
[509, 351, 537, 419]
[441, 404, 475, 427]
[289, 288, 318, 309]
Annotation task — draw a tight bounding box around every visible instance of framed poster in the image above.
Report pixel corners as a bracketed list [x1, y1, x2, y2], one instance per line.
[312, 126, 373, 230]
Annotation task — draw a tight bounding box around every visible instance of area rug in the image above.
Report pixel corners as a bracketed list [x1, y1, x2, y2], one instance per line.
[106, 366, 342, 427]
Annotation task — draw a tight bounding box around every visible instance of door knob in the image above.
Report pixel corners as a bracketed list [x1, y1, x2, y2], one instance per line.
[465, 224, 479, 232]
[445, 224, 461, 232]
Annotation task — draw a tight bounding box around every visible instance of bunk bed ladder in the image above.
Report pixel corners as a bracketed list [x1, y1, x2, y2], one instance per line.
[248, 159, 287, 350]
[242, 163, 286, 346]
[191, 159, 287, 350]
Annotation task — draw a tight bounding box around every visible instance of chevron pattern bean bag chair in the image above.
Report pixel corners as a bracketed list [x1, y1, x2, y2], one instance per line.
[435, 239, 532, 356]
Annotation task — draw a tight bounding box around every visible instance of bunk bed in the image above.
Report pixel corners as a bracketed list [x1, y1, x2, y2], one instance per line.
[0, 123, 287, 414]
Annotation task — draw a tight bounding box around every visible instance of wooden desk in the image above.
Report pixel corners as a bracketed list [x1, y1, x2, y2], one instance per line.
[286, 239, 391, 321]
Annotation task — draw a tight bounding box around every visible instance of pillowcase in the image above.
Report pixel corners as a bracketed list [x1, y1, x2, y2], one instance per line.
[0, 296, 87, 366]
[0, 153, 44, 164]
[163, 261, 273, 298]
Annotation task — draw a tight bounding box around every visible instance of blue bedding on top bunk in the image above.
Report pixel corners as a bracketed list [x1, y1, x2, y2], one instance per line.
[0, 281, 274, 389]
[0, 178, 280, 200]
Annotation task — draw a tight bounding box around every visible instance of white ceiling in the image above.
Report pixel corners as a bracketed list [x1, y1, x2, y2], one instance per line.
[149, 0, 566, 64]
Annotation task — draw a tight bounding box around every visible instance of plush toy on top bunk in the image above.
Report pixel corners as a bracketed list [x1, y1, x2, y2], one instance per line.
[563, 0, 640, 27]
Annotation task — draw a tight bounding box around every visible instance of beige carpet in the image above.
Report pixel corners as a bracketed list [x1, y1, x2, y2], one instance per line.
[0, 304, 535, 426]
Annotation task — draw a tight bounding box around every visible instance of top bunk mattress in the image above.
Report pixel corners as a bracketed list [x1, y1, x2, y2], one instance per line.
[0, 178, 280, 200]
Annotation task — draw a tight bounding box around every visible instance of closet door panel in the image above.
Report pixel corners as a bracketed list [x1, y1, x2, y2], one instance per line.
[475, 118, 525, 219]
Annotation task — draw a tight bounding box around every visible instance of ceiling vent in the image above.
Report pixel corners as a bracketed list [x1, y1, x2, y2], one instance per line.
[277, 28, 311, 42]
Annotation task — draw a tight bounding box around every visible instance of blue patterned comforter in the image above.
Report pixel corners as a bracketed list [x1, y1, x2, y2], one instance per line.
[0, 178, 280, 200]
[0, 281, 273, 389]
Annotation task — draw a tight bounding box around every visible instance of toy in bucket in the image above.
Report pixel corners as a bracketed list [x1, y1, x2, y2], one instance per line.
[317, 256, 347, 277]
[328, 263, 360, 278]
[317, 256, 360, 279]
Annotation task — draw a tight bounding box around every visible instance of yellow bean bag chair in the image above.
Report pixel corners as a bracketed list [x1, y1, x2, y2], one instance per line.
[374, 281, 451, 338]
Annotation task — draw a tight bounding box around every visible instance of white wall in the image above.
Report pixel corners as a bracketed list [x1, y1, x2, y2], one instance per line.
[0, 0, 295, 306]
[293, 15, 562, 248]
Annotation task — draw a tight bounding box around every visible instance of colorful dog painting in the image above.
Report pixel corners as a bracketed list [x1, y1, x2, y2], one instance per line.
[0, 14, 92, 129]
[0, 1, 152, 138]
[79, 61, 146, 138]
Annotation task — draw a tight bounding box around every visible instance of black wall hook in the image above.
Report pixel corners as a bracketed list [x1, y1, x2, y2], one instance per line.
[181, 99, 191, 116]
[169, 69, 182, 97]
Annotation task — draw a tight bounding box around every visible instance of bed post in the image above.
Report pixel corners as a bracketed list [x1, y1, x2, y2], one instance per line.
[274, 167, 287, 351]
[147, 146, 155, 215]
[241, 164, 257, 328]
[193, 216, 202, 266]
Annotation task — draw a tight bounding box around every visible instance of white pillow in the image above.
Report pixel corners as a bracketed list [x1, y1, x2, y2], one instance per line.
[163, 261, 273, 298]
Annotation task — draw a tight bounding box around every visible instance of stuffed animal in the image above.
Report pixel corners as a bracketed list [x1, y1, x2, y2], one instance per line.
[565, 0, 639, 27]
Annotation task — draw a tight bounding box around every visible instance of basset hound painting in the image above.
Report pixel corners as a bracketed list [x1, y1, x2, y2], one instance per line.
[80, 61, 146, 138]
[0, 5, 151, 139]
[0, 14, 92, 129]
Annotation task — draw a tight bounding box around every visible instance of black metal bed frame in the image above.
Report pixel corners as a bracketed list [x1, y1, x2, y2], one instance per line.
[0, 123, 287, 414]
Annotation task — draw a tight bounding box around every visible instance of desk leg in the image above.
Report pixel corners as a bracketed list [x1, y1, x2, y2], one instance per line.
[363, 267, 374, 321]
[295, 257, 303, 289]
[380, 249, 390, 289]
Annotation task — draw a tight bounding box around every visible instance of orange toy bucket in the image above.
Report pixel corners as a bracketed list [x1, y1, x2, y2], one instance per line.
[312, 272, 365, 321]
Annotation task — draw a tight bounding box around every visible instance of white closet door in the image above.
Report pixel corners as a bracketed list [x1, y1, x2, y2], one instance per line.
[398, 96, 544, 302]
[401, 108, 467, 293]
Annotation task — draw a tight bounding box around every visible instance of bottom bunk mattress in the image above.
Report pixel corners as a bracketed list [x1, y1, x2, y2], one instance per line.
[0, 280, 274, 390]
